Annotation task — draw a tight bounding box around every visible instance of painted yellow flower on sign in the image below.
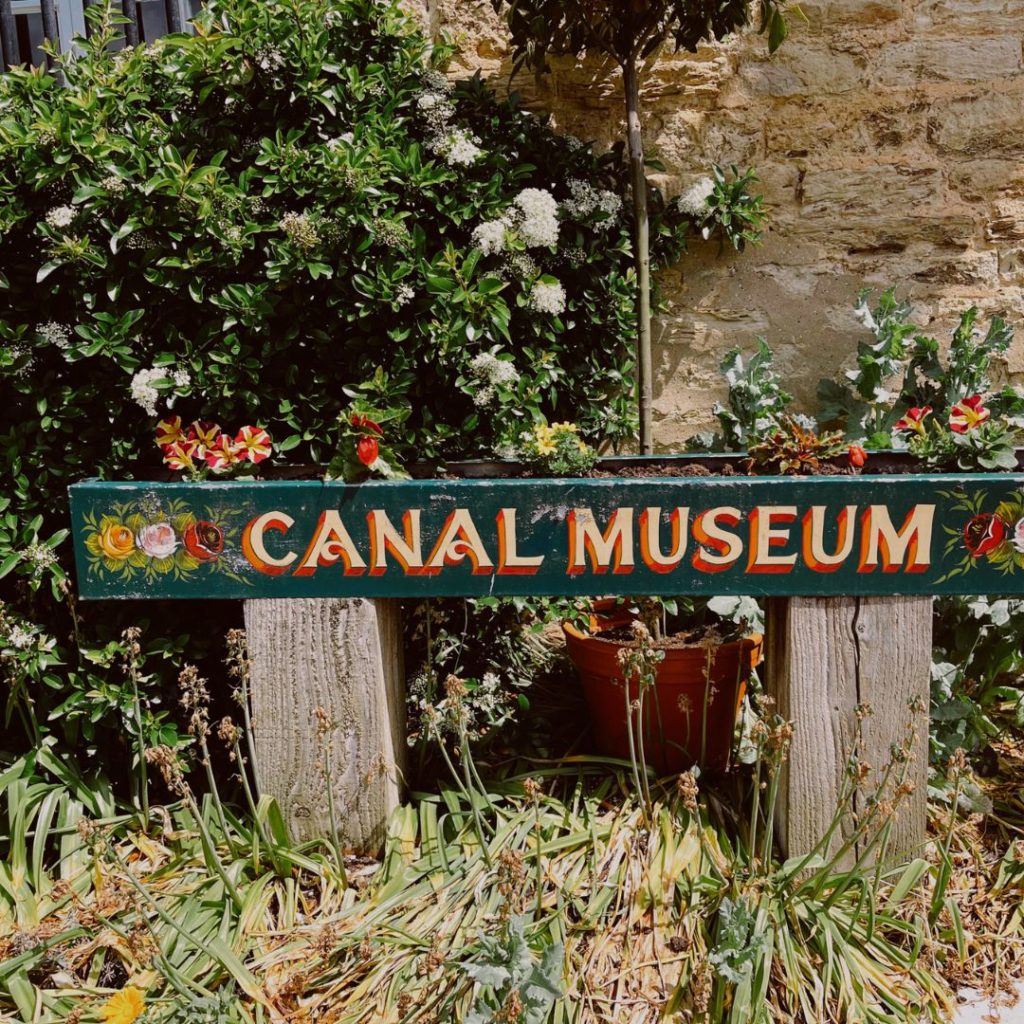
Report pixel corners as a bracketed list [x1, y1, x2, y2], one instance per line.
[98, 523, 135, 560]
[98, 985, 145, 1024]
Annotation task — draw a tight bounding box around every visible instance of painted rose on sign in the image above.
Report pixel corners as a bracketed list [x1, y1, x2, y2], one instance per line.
[939, 487, 1024, 582]
[81, 499, 247, 585]
[138, 523, 178, 559]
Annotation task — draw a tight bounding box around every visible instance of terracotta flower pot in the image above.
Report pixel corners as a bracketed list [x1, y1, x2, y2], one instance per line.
[563, 602, 763, 772]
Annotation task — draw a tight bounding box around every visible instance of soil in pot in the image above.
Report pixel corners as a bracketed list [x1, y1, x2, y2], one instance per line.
[563, 603, 762, 773]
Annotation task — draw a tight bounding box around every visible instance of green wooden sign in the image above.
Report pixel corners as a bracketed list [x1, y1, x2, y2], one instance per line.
[69, 472, 1024, 599]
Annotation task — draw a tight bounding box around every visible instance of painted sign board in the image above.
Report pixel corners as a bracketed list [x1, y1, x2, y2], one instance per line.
[68, 472, 1024, 599]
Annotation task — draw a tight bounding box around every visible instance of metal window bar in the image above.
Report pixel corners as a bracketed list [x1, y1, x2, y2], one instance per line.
[0, 0, 192, 68]
[0, 1, 19, 68]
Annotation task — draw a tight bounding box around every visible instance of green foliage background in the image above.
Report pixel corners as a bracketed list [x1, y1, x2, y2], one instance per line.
[0, 0, 684, 771]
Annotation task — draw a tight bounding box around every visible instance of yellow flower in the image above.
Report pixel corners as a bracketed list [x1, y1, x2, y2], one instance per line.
[98, 524, 135, 560]
[99, 986, 145, 1024]
[550, 421, 578, 433]
[535, 438, 556, 456]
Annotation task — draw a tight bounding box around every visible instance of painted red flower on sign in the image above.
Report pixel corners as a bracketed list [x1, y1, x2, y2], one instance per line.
[894, 406, 932, 436]
[949, 395, 990, 434]
[847, 444, 867, 468]
[183, 521, 224, 562]
[963, 512, 1006, 557]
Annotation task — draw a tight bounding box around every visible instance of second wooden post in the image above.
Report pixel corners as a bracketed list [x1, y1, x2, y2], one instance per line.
[765, 595, 932, 865]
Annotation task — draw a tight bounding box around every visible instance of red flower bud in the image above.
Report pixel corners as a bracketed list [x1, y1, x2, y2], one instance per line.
[357, 435, 379, 466]
[350, 414, 383, 436]
[848, 444, 867, 468]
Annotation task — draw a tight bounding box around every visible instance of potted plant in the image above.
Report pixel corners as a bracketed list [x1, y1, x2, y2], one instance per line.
[562, 596, 762, 772]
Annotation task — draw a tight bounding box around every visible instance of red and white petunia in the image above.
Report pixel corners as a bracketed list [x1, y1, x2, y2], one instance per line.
[188, 421, 222, 454]
[162, 439, 199, 473]
[894, 406, 932, 436]
[233, 425, 273, 463]
[155, 415, 185, 447]
[204, 434, 241, 472]
[949, 395, 990, 434]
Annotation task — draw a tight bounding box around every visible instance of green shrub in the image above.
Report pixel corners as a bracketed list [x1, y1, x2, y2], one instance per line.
[0, 0, 760, 778]
[0, 0, 677, 773]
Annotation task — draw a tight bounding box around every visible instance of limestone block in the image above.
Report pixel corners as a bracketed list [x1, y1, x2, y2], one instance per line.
[872, 36, 1022, 88]
[927, 89, 1024, 155]
[739, 46, 866, 97]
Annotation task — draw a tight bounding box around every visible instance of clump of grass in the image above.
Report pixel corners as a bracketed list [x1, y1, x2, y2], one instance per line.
[3, 650, 1024, 1023]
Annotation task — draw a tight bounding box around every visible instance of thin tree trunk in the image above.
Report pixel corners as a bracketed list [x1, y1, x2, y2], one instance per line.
[622, 57, 653, 455]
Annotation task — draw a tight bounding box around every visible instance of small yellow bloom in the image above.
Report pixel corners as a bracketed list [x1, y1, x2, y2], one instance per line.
[535, 439, 556, 456]
[550, 421, 578, 433]
[99, 986, 145, 1024]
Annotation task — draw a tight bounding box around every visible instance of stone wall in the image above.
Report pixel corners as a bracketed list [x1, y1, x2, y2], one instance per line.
[414, 0, 1024, 448]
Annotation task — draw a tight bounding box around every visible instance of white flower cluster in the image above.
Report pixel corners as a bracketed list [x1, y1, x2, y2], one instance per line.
[431, 127, 483, 168]
[373, 217, 410, 249]
[37, 321, 71, 350]
[469, 351, 520, 407]
[24, 542, 57, 571]
[129, 367, 189, 416]
[6, 624, 34, 650]
[255, 47, 284, 73]
[416, 85, 483, 168]
[102, 175, 127, 196]
[45, 205, 75, 229]
[130, 368, 164, 415]
[676, 177, 715, 218]
[417, 89, 456, 133]
[562, 179, 621, 226]
[528, 279, 566, 316]
[395, 283, 415, 307]
[470, 218, 510, 256]
[504, 253, 538, 280]
[6, 344, 33, 377]
[469, 187, 560, 259]
[514, 188, 559, 248]
[279, 211, 320, 252]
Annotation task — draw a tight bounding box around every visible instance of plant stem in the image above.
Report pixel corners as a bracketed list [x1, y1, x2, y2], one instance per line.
[237, 655, 262, 799]
[198, 732, 233, 850]
[180, 789, 245, 912]
[127, 664, 149, 825]
[622, 55, 653, 454]
[320, 748, 348, 886]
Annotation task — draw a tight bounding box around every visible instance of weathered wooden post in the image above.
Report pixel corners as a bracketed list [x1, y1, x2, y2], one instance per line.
[766, 596, 932, 864]
[243, 597, 405, 852]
